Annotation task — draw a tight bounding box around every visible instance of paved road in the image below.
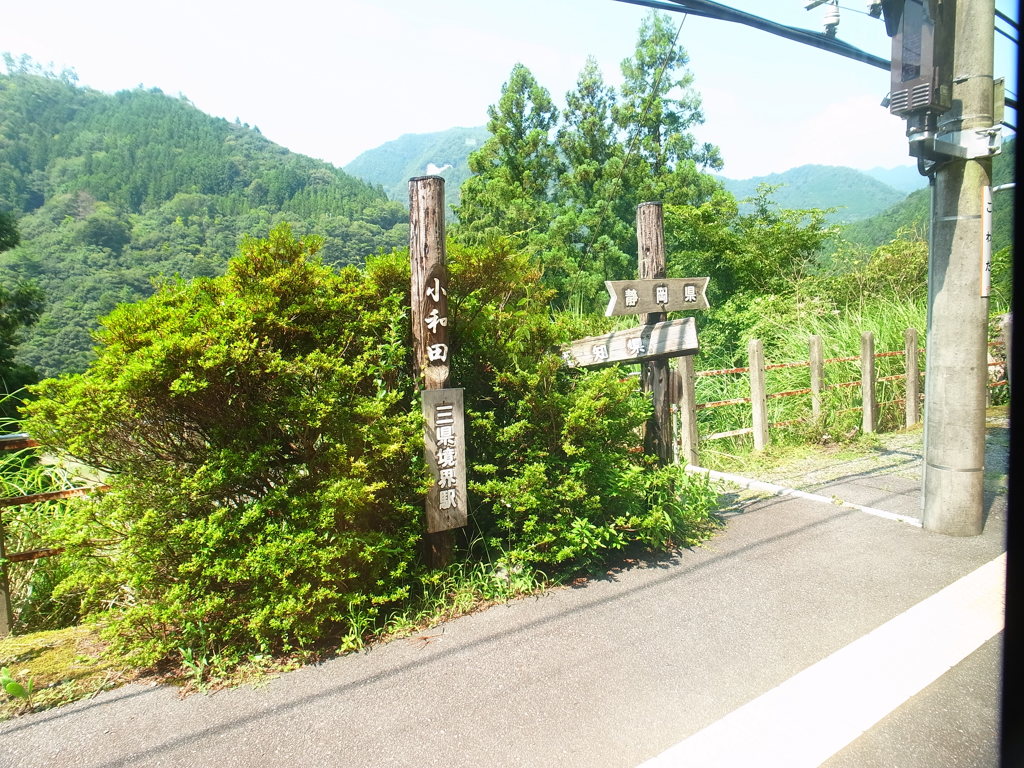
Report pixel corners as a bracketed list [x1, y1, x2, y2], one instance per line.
[0, 428, 1007, 767]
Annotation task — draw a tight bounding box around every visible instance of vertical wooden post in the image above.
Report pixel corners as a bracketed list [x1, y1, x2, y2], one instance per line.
[410, 176, 453, 567]
[861, 331, 877, 434]
[809, 334, 824, 423]
[410, 176, 450, 391]
[0, 517, 13, 637]
[636, 202, 672, 465]
[674, 355, 699, 467]
[905, 327, 920, 427]
[748, 338, 769, 451]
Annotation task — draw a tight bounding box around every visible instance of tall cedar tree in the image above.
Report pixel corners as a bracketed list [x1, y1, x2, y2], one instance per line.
[454, 63, 561, 253]
[454, 13, 726, 310]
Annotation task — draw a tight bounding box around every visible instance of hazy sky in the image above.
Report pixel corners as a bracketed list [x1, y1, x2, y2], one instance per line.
[1, 0, 1018, 179]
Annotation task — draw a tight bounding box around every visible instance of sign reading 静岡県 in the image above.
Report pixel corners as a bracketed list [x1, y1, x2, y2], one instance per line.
[605, 278, 710, 316]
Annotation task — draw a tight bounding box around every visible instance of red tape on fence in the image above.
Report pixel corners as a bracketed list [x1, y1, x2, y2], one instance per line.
[767, 387, 812, 400]
[695, 397, 752, 410]
[0, 436, 40, 451]
[0, 486, 109, 509]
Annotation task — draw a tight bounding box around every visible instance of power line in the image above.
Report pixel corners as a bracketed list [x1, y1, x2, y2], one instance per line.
[616, 0, 1018, 113]
[836, 3, 886, 19]
[995, 25, 1019, 44]
[613, 0, 890, 69]
[995, 8, 1019, 31]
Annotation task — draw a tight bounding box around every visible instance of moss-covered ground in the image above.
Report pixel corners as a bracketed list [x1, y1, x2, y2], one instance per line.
[0, 622, 133, 720]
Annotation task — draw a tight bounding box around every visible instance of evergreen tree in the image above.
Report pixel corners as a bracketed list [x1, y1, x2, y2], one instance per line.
[552, 58, 633, 301]
[455, 13, 728, 310]
[613, 11, 723, 206]
[454, 64, 561, 253]
[0, 209, 19, 252]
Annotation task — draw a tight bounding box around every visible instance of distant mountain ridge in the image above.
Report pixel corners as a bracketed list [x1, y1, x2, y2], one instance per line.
[842, 137, 1015, 252]
[717, 165, 912, 224]
[862, 165, 929, 195]
[344, 127, 490, 214]
[346, 128, 927, 225]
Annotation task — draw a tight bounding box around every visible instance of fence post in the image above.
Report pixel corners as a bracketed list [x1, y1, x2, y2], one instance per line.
[861, 331, 877, 434]
[0, 518, 12, 637]
[674, 355, 699, 466]
[748, 338, 769, 450]
[905, 328, 920, 427]
[809, 334, 824, 423]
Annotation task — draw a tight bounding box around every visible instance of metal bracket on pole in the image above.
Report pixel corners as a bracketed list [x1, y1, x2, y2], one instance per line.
[931, 126, 1003, 159]
[910, 125, 1003, 160]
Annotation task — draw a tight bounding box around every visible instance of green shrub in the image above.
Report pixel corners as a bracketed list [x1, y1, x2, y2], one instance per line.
[447, 240, 716, 571]
[24, 225, 424, 663]
[23, 226, 718, 668]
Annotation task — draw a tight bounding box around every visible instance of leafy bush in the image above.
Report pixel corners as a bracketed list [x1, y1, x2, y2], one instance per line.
[25, 225, 424, 664]
[447, 240, 715, 570]
[22, 226, 718, 668]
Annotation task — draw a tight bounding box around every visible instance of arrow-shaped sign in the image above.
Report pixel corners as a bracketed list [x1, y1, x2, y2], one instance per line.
[560, 318, 698, 369]
[605, 277, 710, 317]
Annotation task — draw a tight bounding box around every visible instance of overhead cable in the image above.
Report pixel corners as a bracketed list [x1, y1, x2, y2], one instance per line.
[613, 0, 890, 70]
[994, 9, 1019, 31]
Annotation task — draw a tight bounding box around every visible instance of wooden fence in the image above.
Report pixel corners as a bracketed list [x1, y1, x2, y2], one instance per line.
[673, 323, 1011, 467]
[0, 434, 108, 637]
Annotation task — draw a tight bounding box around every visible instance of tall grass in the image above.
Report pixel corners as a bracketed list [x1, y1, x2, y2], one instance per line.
[1, 393, 83, 632]
[688, 299, 928, 461]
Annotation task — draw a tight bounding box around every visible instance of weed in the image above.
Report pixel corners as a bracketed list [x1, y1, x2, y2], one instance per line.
[178, 647, 209, 690]
[0, 666, 35, 711]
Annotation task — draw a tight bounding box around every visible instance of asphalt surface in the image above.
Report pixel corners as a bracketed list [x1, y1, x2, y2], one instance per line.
[0, 425, 1008, 768]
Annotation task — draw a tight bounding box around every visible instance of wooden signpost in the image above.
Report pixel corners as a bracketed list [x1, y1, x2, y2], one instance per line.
[561, 202, 710, 466]
[604, 277, 709, 316]
[421, 388, 468, 533]
[410, 175, 466, 566]
[561, 318, 698, 369]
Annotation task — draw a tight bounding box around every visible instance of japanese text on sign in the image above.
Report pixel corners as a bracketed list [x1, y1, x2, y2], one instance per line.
[421, 389, 468, 532]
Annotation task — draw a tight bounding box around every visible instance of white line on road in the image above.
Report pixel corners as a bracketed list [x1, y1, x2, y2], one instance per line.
[639, 553, 1006, 768]
[684, 465, 923, 527]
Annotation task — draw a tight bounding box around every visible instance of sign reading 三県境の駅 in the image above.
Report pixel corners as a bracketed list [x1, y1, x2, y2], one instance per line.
[421, 388, 467, 533]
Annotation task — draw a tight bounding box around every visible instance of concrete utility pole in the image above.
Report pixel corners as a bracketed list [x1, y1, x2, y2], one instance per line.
[921, 0, 995, 536]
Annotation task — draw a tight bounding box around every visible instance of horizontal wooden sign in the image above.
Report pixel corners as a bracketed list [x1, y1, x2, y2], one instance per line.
[421, 388, 468, 533]
[561, 318, 698, 369]
[605, 277, 710, 316]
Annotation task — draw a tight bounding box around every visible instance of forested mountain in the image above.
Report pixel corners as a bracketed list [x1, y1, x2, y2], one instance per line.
[842, 138, 1015, 251]
[718, 165, 907, 223]
[348, 128, 927, 227]
[344, 127, 490, 215]
[0, 60, 408, 377]
[862, 165, 928, 195]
